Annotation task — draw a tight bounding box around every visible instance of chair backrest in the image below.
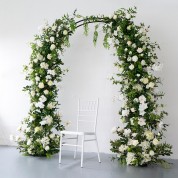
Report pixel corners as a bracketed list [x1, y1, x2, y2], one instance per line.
[77, 98, 99, 133]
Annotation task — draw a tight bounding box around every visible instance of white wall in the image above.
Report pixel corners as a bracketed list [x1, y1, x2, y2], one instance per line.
[0, 0, 178, 158]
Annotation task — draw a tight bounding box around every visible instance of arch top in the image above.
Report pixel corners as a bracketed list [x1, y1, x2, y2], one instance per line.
[16, 7, 172, 166]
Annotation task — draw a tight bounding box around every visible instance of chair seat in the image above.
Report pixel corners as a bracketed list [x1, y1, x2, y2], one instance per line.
[61, 130, 95, 136]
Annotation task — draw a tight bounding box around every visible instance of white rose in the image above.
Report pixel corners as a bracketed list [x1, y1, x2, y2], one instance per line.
[48, 80, 53, 86]
[49, 134, 55, 139]
[137, 48, 143, 53]
[149, 150, 155, 156]
[47, 54, 52, 60]
[31, 91, 35, 97]
[123, 129, 131, 136]
[50, 44, 56, 51]
[144, 130, 154, 140]
[141, 78, 149, 84]
[50, 36, 55, 42]
[129, 64, 134, 70]
[40, 120, 47, 126]
[38, 82, 44, 89]
[139, 95, 146, 103]
[35, 76, 40, 82]
[132, 140, 139, 146]
[52, 25, 57, 31]
[148, 82, 155, 88]
[153, 138, 159, 145]
[45, 146, 50, 151]
[141, 60, 146, 66]
[37, 54, 43, 60]
[127, 41, 132, 46]
[132, 56, 138, 62]
[138, 118, 146, 126]
[119, 145, 128, 152]
[63, 30, 68, 35]
[131, 108, 135, 112]
[122, 109, 130, 116]
[44, 90, 49, 95]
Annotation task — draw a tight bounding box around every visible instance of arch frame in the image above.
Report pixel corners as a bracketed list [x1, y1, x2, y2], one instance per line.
[16, 7, 172, 166]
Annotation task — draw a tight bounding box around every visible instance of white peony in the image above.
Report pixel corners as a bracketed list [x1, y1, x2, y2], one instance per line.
[47, 54, 52, 60]
[38, 82, 44, 89]
[137, 48, 143, 53]
[50, 44, 56, 51]
[138, 118, 146, 126]
[63, 30, 68, 35]
[132, 55, 138, 62]
[129, 64, 134, 70]
[153, 138, 159, 145]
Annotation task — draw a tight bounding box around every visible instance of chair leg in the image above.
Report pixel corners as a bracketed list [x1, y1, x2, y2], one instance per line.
[74, 135, 78, 159]
[81, 135, 85, 168]
[95, 135, 101, 163]
[59, 133, 63, 164]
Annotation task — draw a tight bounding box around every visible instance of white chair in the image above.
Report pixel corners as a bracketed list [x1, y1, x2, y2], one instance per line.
[59, 98, 101, 167]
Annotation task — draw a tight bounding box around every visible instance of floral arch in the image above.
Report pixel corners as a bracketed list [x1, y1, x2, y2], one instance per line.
[16, 7, 172, 166]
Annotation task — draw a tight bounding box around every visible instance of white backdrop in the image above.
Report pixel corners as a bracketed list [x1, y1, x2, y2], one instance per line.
[0, 0, 178, 159]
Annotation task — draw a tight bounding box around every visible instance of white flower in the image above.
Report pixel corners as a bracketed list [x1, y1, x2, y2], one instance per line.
[144, 130, 154, 140]
[9, 135, 14, 141]
[27, 148, 32, 154]
[107, 37, 113, 45]
[111, 127, 117, 133]
[37, 54, 43, 60]
[52, 25, 57, 31]
[148, 82, 155, 88]
[48, 70, 55, 76]
[39, 95, 47, 103]
[137, 48, 143, 53]
[48, 80, 53, 86]
[47, 54, 52, 60]
[132, 56, 138, 62]
[45, 115, 53, 125]
[127, 41, 132, 46]
[34, 58, 38, 63]
[139, 103, 148, 116]
[132, 133, 137, 137]
[141, 78, 149, 84]
[119, 145, 128, 152]
[126, 152, 135, 165]
[133, 84, 142, 91]
[118, 67, 124, 74]
[129, 64, 134, 70]
[40, 120, 47, 126]
[44, 90, 49, 95]
[47, 102, 55, 109]
[45, 146, 50, 151]
[49, 134, 55, 139]
[139, 95, 146, 103]
[140, 141, 150, 150]
[114, 30, 117, 36]
[17, 125, 22, 132]
[123, 129, 131, 136]
[117, 127, 124, 132]
[40, 62, 49, 69]
[25, 128, 30, 133]
[15, 136, 21, 142]
[38, 82, 44, 89]
[50, 44, 56, 51]
[50, 36, 55, 42]
[131, 108, 135, 112]
[113, 15, 117, 20]
[35, 127, 41, 133]
[35, 102, 44, 108]
[138, 118, 146, 126]
[141, 60, 146, 66]
[149, 150, 155, 156]
[143, 153, 151, 162]
[63, 30, 68, 35]
[35, 76, 40, 82]
[132, 140, 139, 146]
[122, 109, 130, 116]
[126, 14, 131, 19]
[153, 138, 159, 145]
[27, 139, 32, 145]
